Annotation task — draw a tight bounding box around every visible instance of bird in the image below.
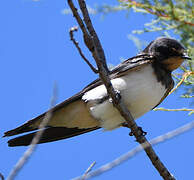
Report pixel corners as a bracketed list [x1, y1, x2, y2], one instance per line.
[4, 37, 191, 147]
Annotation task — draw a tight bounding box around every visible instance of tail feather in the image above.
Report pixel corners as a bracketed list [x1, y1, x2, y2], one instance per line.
[4, 94, 100, 147]
[3, 121, 41, 137]
[3, 114, 44, 137]
[8, 127, 99, 147]
[4, 93, 84, 138]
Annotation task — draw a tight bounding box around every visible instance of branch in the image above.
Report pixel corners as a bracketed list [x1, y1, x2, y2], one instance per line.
[154, 107, 194, 116]
[69, 26, 98, 73]
[169, 71, 193, 95]
[126, 0, 194, 26]
[82, 161, 96, 180]
[154, 71, 194, 115]
[154, 107, 194, 113]
[68, 0, 175, 179]
[72, 120, 194, 180]
[6, 84, 57, 180]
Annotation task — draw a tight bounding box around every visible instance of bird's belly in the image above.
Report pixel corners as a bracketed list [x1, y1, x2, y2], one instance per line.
[83, 65, 167, 130]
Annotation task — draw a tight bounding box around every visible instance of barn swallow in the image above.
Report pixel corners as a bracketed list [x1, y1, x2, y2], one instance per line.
[4, 37, 191, 146]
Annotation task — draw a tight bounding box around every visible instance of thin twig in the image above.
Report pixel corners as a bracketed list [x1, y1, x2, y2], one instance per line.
[67, 0, 88, 35]
[0, 173, 4, 180]
[154, 107, 194, 113]
[126, 0, 194, 26]
[82, 161, 96, 180]
[6, 84, 57, 180]
[154, 71, 194, 115]
[68, 0, 175, 179]
[67, 0, 94, 52]
[69, 27, 98, 73]
[72, 120, 194, 180]
[169, 71, 193, 95]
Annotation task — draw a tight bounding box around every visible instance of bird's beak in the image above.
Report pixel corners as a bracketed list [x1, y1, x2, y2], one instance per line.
[181, 52, 191, 60]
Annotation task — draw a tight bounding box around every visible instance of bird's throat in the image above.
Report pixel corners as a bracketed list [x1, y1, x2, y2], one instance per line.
[162, 57, 184, 71]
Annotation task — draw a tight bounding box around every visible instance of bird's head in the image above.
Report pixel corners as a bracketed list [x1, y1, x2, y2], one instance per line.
[143, 37, 191, 71]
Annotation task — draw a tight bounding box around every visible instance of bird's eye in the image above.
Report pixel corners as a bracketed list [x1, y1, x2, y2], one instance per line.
[171, 47, 179, 53]
[158, 46, 180, 57]
[171, 47, 177, 52]
[171, 47, 186, 57]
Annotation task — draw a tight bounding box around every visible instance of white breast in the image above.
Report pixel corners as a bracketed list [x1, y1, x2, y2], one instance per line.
[82, 64, 167, 130]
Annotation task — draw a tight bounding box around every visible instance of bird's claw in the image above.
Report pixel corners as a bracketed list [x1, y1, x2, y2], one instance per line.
[129, 126, 147, 141]
[109, 90, 121, 104]
[114, 90, 121, 104]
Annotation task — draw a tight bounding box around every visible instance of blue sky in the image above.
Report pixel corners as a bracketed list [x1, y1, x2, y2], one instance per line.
[1, 0, 193, 180]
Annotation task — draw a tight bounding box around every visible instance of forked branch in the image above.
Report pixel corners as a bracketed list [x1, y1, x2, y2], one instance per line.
[68, 0, 175, 179]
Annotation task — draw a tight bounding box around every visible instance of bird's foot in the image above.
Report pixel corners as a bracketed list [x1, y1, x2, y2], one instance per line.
[109, 90, 121, 104]
[129, 126, 147, 141]
[115, 90, 121, 103]
[121, 122, 129, 128]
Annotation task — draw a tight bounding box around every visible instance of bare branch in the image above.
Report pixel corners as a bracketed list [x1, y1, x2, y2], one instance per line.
[154, 71, 194, 115]
[125, 0, 194, 26]
[69, 26, 98, 73]
[154, 107, 194, 114]
[82, 161, 96, 180]
[67, 0, 94, 52]
[72, 120, 194, 180]
[68, 0, 175, 179]
[169, 71, 193, 95]
[6, 84, 57, 180]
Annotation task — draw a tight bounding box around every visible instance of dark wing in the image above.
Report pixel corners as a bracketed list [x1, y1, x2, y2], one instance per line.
[7, 127, 99, 147]
[83, 54, 154, 91]
[4, 54, 154, 146]
[3, 92, 83, 137]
